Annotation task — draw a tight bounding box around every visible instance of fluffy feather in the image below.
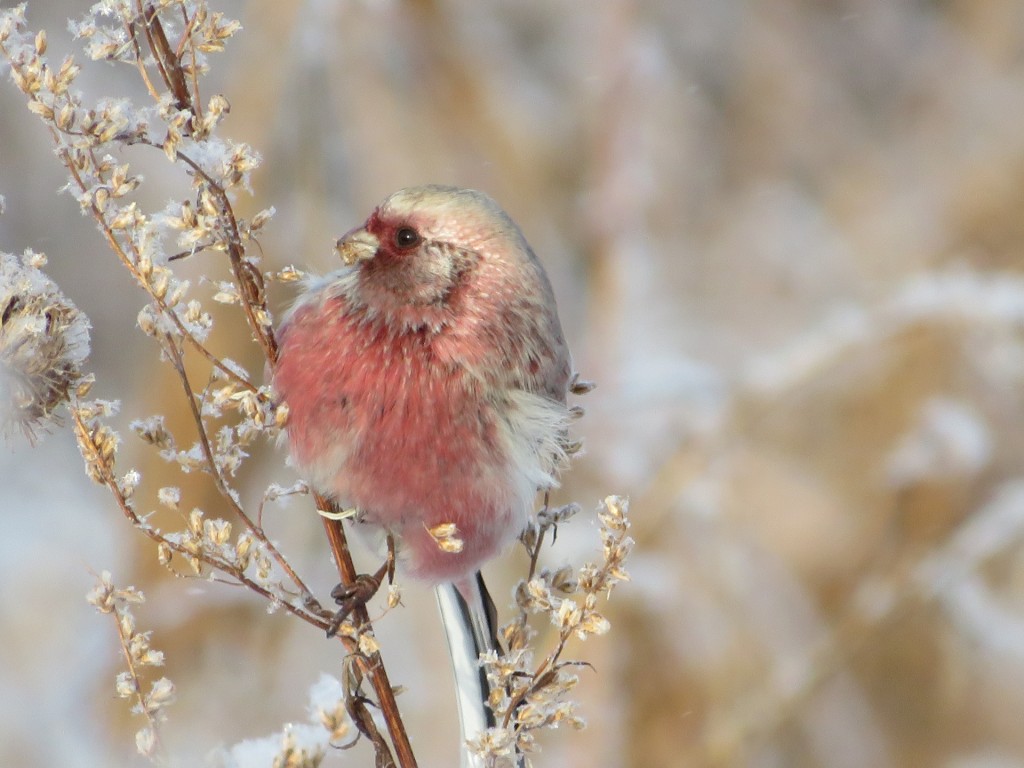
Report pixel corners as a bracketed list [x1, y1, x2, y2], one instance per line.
[274, 185, 571, 581]
[273, 186, 570, 766]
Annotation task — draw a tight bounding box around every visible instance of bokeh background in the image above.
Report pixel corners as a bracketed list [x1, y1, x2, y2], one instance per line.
[4, 1, 1024, 766]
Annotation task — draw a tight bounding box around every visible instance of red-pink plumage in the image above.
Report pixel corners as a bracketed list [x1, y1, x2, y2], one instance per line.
[273, 185, 571, 583]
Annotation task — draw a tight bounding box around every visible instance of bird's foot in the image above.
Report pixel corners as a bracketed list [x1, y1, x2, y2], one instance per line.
[325, 559, 392, 638]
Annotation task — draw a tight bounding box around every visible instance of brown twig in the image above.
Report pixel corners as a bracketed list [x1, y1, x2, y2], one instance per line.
[152, 138, 278, 363]
[141, 3, 191, 114]
[176, 4, 203, 120]
[342, 655, 397, 768]
[317, 492, 417, 768]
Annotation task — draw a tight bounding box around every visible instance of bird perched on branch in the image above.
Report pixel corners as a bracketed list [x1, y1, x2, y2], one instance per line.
[272, 185, 572, 764]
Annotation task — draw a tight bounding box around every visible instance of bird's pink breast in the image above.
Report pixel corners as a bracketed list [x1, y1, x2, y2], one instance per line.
[274, 295, 522, 582]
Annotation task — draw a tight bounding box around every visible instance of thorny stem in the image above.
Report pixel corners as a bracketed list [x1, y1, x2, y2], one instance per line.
[342, 654, 398, 767]
[318, 493, 417, 768]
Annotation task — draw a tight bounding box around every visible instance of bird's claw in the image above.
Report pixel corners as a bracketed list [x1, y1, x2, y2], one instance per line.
[325, 552, 394, 638]
[326, 573, 382, 638]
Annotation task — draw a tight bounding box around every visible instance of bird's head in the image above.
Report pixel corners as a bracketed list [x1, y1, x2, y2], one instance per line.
[335, 185, 529, 309]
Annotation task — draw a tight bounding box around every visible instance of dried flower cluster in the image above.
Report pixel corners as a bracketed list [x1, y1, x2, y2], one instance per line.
[0, 248, 90, 439]
[87, 571, 175, 760]
[468, 496, 633, 765]
[1, 2, 628, 766]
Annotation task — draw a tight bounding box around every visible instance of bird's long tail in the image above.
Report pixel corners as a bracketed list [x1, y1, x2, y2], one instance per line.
[436, 572, 518, 768]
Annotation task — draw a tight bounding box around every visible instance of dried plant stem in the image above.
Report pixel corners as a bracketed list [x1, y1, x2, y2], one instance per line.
[53, 142, 255, 392]
[139, 2, 190, 114]
[142, 136, 278, 362]
[318, 493, 417, 768]
[69, 408, 324, 625]
[161, 334, 316, 604]
[112, 606, 168, 762]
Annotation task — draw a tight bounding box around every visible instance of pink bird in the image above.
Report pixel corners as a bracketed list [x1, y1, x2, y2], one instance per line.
[272, 185, 572, 759]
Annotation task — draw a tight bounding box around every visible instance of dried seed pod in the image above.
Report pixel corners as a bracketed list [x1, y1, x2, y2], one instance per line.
[0, 250, 90, 440]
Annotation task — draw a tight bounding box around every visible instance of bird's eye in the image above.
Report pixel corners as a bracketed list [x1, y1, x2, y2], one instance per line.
[394, 227, 420, 249]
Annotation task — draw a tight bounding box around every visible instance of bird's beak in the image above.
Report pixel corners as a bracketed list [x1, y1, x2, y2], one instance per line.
[335, 228, 380, 266]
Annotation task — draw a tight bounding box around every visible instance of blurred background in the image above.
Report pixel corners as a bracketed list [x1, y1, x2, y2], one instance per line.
[4, 0, 1024, 766]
